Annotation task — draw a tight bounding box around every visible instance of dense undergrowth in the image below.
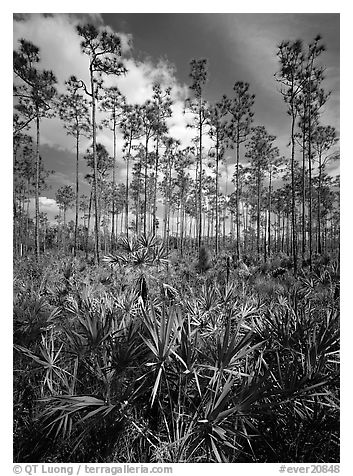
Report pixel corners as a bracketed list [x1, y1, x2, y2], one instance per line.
[13, 239, 340, 463]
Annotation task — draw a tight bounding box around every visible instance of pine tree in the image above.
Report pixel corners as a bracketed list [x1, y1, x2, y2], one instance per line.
[185, 59, 209, 251]
[100, 86, 125, 245]
[58, 76, 90, 257]
[208, 100, 228, 254]
[225, 82, 255, 259]
[121, 104, 143, 236]
[245, 126, 277, 258]
[14, 40, 57, 260]
[76, 23, 127, 263]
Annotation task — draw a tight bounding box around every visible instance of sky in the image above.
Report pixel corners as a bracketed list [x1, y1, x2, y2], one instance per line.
[13, 12, 340, 223]
[5, 6, 352, 468]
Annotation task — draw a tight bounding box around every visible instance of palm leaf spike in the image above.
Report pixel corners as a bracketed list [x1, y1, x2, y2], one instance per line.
[140, 303, 181, 406]
[137, 233, 158, 250]
[119, 235, 137, 253]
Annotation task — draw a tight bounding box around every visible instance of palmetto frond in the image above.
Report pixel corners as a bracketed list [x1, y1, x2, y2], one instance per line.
[137, 233, 158, 249]
[131, 248, 154, 267]
[200, 319, 265, 381]
[39, 394, 126, 455]
[139, 303, 183, 405]
[102, 253, 129, 266]
[198, 282, 220, 313]
[118, 236, 139, 253]
[153, 243, 170, 267]
[15, 329, 71, 394]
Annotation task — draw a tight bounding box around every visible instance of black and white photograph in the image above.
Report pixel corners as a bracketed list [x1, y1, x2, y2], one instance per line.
[12, 8, 341, 469]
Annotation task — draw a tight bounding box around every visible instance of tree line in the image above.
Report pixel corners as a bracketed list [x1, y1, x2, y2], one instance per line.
[13, 25, 339, 270]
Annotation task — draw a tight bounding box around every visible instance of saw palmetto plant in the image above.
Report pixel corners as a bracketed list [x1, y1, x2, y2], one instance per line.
[13, 249, 340, 463]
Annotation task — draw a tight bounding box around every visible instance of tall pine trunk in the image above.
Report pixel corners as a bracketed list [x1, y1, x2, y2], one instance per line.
[198, 105, 203, 250]
[144, 136, 149, 236]
[256, 164, 261, 256]
[136, 161, 141, 235]
[35, 110, 40, 260]
[125, 142, 131, 237]
[301, 123, 306, 258]
[91, 71, 100, 264]
[317, 156, 322, 254]
[215, 134, 219, 254]
[307, 71, 314, 270]
[290, 105, 298, 274]
[111, 116, 117, 246]
[74, 129, 79, 257]
[86, 187, 93, 260]
[268, 170, 272, 258]
[235, 132, 240, 259]
[153, 134, 159, 236]
[63, 208, 67, 252]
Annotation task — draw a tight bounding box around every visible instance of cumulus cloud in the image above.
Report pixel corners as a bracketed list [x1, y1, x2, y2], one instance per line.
[13, 13, 195, 159]
[27, 196, 60, 223]
[14, 14, 90, 87]
[13, 14, 245, 203]
[39, 197, 57, 207]
[108, 58, 179, 105]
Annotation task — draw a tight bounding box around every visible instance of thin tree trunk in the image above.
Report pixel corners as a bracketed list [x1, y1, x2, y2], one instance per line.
[63, 208, 66, 252]
[91, 70, 100, 264]
[180, 204, 185, 256]
[111, 116, 117, 246]
[264, 212, 267, 262]
[215, 138, 219, 254]
[163, 191, 168, 241]
[301, 123, 306, 258]
[136, 161, 141, 235]
[176, 204, 180, 246]
[198, 105, 203, 250]
[268, 170, 272, 258]
[242, 201, 246, 250]
[307, 68, 313, 270]
[256, 165, 261, 256]
[153, 134, 159, 235]
[35, 111, 40, 261]
[43, 226, 46, 254]
[286, 212, 290, 255]
[290, 105, 297, 274]
[223, 208, 226, 247]
[211, 208, 214, 242]
[86, 187, 93, 260]
[125, 138, 131, 237]
[317, 157, 322, 254]
[74, 129, 79, 257]
[144, 135, 149, 236]
[26, 180, 30, 255]
[194, 154, 199, 249]
[277, 212, 281, 253]
[207, 208, 210, 243]
[235, 132, 240, 260]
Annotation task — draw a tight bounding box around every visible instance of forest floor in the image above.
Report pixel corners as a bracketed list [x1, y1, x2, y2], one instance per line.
[13, 243, 340, 463]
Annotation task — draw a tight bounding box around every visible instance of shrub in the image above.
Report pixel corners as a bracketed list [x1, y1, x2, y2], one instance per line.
[196, 246, 212, 273]
[13, 248, 340, 463]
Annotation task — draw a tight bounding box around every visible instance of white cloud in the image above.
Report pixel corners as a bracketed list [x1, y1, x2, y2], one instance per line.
[13, 14, 196, 156]
[39, 197, 58, 207]
[27, 196, 60, 223]
[14, 14, 90, 87]
[13, 14, 242, 203]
